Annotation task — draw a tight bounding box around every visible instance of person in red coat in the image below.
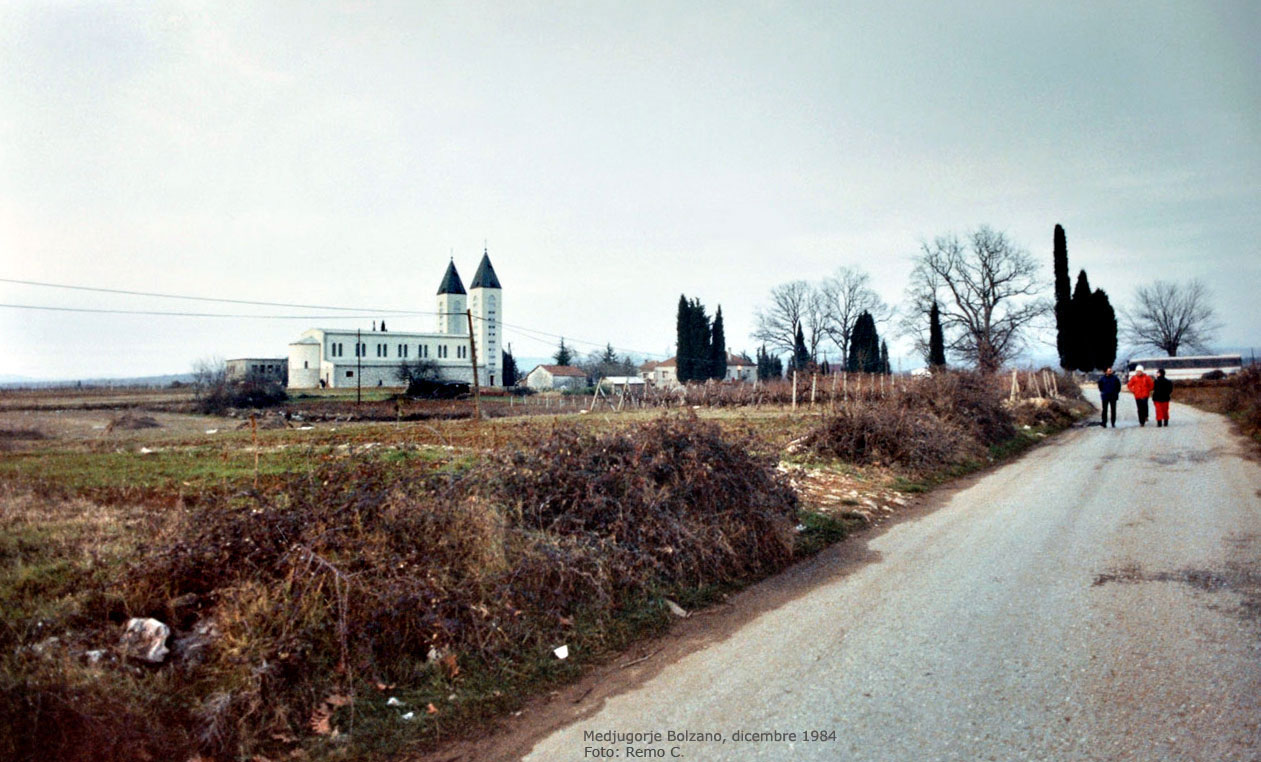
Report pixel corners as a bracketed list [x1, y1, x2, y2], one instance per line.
[1127, 365, 1155, 427]
[1152, 368, 1173, 427]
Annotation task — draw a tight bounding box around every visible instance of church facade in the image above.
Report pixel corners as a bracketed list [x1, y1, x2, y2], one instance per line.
[287, 252, 503, 389]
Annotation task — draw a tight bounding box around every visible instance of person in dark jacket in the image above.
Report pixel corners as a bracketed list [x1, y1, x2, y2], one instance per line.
[1152, 368, 1173, 427]
[1097, 367, 1121, 428]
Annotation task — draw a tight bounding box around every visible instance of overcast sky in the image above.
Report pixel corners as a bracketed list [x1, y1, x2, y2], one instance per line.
[2, 1, 1257, 379]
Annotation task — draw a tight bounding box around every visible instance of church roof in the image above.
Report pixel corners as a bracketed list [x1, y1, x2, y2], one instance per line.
[470, 251, 501, 289]
[437, 260, 466, 295]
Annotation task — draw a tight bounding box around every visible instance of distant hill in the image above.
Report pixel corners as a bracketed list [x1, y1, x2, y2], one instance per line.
[0, 373, 196, 390]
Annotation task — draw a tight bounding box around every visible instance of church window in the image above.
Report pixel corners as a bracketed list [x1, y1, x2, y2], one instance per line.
[346, 370, 354, 378]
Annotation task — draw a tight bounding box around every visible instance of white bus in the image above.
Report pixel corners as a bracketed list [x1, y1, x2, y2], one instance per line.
[1125, 354, 1243, 381]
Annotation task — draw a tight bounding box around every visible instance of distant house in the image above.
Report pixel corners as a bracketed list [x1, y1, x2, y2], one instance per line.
[600, 376, 646, 395]
[724, 352, 757, 382]
[639, 358, 677, 386]
[226, 358, 287, 385]
[639, 352, 756, 387]
[526, 364, 588, 391]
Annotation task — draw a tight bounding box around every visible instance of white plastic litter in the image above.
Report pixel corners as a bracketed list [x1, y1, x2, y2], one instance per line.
[553, 644, 569, 660]
[119, 618, 170, 663]
[386, 697, 404, 707]
[401, 711, 415, 721]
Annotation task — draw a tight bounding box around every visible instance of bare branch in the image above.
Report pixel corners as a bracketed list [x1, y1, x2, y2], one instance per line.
[818, 266, 890, 367]
[903, 226, 1048, 371]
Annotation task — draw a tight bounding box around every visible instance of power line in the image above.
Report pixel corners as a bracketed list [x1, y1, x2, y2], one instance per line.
[0, 277, 434, 315]
[2, 277, 729, 362]
[0, 303, 419, 319]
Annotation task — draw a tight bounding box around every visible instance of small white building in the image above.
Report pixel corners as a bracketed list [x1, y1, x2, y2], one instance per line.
[600, 375, 646, 394]
[287, 252, 504, 389]
[724, 352, 757, 382]
[526, 365, 587, 391]
[226, 358, 287, 384]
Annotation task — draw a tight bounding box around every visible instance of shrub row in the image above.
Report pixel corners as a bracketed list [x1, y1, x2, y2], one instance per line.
[798, 371, 1019, 472]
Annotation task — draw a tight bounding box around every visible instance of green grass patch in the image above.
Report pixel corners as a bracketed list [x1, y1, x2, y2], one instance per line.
[794, 509, 851, 556]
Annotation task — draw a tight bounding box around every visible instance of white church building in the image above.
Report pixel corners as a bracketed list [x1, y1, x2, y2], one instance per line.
[287, 252, 503, 389]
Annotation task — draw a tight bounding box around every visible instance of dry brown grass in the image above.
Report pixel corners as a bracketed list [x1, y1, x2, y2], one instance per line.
[1178, 367, 1261, 443]
[1, 416, 799, 761]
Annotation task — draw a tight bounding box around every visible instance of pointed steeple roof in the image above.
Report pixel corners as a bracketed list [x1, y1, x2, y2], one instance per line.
[437, 259, 466, 295]
[470, 249, 501, 289]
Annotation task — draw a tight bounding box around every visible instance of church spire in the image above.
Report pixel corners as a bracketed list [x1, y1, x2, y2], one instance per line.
[437, 259, 466, 295]
[470, 248, 501, 289]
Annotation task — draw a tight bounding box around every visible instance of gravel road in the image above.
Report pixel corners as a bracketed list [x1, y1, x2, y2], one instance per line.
[524, 394, 1261, 762]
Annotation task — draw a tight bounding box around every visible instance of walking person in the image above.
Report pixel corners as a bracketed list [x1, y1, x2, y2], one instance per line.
[1097, 367, 1121, 428]
[1152, 368, 1173, 427]
[1127, 364, 1155, 427]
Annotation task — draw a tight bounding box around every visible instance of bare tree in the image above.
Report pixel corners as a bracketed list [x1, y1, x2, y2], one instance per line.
[905, 227, 1048, 372]
[395, 357, 441, 385]
[753, 281, 825, 359]
[191, 355, 226, 396]
[1124, 279, 1220, 357]
[819, 266, 890, 367]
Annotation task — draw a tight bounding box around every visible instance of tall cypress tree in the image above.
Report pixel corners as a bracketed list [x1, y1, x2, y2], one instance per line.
[1069, 270, 1093, 372]
[880, 340, 890, 375]
[847, 312, 880, 373]
[690, 298, 710, 382]
[675, 295, 692, 382]
[1053, 224, 1072, 369]
[709, 305, 727, 380]
[1091, 288, 1118, 372]
[792, 324, 810, 371]
[502, 349, 518, 386]
[757, 344, 782, 380]
[928, 301, 946, 367]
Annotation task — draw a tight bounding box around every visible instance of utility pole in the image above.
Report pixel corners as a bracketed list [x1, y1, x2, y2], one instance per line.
[356, 328, 361, 406]
[466, 310, 482, 421]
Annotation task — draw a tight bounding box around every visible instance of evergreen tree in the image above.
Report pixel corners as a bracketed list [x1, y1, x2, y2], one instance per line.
[709, 306, 727, 380]
[928, 301, 947, 367]
[880, 340, 890, 375]
[1091, 288, 1118, 371]
[502, 349, 518, 386]
[1053, 224, 1072, 369]
[757, 345, 780, 381]
[847, 311, 881, 373]
[1070, 270, 1093, 372]
[676, 295, 714, 382]
[553, 338, 573, 366]
[820, 359, 831, 375]
[675, 295, 693, 382]
[792, 324, 810, 371]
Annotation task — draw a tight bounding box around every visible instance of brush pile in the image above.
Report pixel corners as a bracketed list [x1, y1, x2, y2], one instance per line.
[5, 416, 796, 761]
[798, 371, 1017, 472]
